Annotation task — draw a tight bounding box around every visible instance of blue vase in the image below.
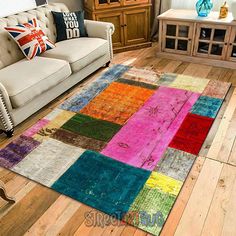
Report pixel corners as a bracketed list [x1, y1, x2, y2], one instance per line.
[196, 0, 213, 17]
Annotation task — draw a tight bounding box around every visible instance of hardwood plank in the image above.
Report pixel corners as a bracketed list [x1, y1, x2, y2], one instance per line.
[73, 210, 99, 236]
[0, 185, 59, 236]
[174, 62, 190, 74]
[101, 221, 126, 236]
[57, 204, 93, 236]
[220, 173, 236, 235]
[201, 164, 236, 236]
[182, 63, 212, 78]
[0, 171, 16, 184]
[159, 60, 182, 73]
[85, 214, 108, 236]
[113, 49, 145, 65]
[45, 199, 81, 236]
[217, 106, 236, 163]
[207, 88, 236, 162]
[134, 229, 147, 236]
[175, 159, 223, 236]
[218, 69, 234, 83]
[0, 175, 28, 208]
[73, 221, 93, 236]
[113, 48, 146, 66]
[155, 58, 173, 71]
[228, 138, 236, 166]
[134, 56, 162, 70]
[207, 67, 223, 80]
[128, 45, 160, 69]
[207, 67, 234, 82]
[161, 156, 205, 236]
[0, 181, 36, 218]
[228, 70, 236, 86]
[0, 168, 10, 179]
[199, 87, 234, 157]
[121, 225, 137, 236]
[24, 196, 81, 236]
[133, 229, 148, 236]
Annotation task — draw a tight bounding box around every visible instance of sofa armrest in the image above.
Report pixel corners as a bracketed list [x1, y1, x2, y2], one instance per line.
[84, 20, 115, 60]
[84, 20, 115, 39]
[0, 83, 14, 132]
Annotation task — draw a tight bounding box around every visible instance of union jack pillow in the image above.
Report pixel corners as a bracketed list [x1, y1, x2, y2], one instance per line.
[5, 18, 55, 60]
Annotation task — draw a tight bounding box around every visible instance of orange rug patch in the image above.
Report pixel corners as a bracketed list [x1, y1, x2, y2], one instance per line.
[80, 82, 154, 125]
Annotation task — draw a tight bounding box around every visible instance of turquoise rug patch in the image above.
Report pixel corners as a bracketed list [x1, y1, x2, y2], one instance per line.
[52, 150, 151, 219]
[190, 96, 223, 118]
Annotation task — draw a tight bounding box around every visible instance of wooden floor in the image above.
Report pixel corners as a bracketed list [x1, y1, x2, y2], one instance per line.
[0, 44, 236, 236]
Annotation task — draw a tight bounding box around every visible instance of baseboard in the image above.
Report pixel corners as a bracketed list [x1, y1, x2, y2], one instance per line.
[156, 52, 236, 69]
[114, 42, 152, 53]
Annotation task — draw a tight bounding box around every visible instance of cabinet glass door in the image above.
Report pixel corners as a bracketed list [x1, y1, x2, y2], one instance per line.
[227, 27, 236, 62]
[162, 21, 194, 55]
[194, 24, 230, 60]
[95, 0, 121, 9]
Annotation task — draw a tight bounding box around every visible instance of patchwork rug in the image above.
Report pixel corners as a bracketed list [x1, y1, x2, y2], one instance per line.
[0, 65, 231, 235]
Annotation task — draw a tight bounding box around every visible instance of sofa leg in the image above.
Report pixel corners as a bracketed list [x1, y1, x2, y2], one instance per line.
[4, 129, 14, 138]
[0, 181, 15, 204]
[105, 61, 111, 67]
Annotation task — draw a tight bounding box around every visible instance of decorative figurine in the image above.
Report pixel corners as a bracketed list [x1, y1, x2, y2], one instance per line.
[219, 2, 229, 18]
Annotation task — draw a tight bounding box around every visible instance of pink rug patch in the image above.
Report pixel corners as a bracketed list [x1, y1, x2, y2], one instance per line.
[23, 119, 50, 137]
[102, 87, 200, 170]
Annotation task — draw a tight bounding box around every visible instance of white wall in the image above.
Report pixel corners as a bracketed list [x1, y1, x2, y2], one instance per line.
[48, 0, 83, 10]
[0, 0, 82, 18]
[171, 0, 235, 11]
[0, 0, 44, 17]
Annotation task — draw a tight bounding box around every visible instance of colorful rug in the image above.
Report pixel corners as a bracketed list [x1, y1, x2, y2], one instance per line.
[0, 65, 231, 235]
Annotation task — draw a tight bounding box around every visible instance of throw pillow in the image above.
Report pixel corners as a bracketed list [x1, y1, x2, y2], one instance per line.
[5, 18, 55, 60]
[52, 11, 87, 42]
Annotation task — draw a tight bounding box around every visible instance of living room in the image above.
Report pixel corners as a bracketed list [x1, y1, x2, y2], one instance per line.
[0, 0, 235, 235]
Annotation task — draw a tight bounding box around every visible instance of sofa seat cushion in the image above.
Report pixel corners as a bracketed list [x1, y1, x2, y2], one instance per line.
[41, 38, 109, 72]
[0, 57, 71, 108]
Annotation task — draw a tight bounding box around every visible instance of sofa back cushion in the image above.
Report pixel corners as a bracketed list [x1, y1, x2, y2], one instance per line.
[0, 3, 69, 69]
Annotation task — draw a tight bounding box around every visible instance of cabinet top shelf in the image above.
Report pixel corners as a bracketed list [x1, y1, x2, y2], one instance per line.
[158, 9, 236, 26]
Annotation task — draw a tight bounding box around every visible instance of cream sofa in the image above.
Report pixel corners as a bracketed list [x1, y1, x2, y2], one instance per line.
[0, 3, 114, 137]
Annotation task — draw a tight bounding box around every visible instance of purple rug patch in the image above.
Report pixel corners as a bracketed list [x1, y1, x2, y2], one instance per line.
[0, 135, 40, 168]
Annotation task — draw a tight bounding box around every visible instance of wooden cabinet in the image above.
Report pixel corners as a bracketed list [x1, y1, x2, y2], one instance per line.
[227, 27, 236, 62]
[85, 0, 152, 52]
[158, 9, 236, 69]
